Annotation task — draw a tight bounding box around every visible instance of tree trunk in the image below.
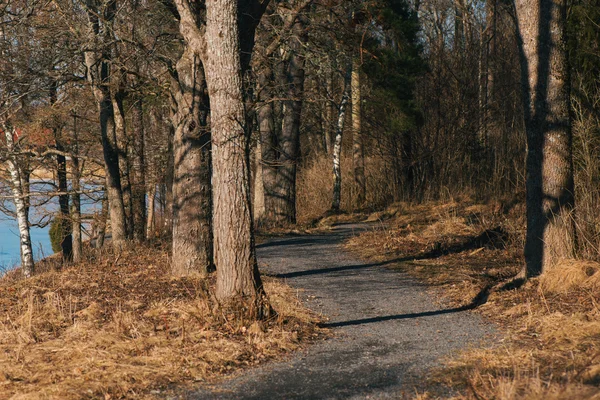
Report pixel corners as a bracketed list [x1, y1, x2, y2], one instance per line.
[331, 69, 352, 212]
[515, 0, 575, 276]
[49, 82, 73, 262]
[112, 91, 134, 239]
[164, 123, 174, 238]
[324, 72, 333, 155]
[71, 156, 82, 263]
[256, 66, 278, 226]
[258, 12, 307, 227]
[274, 13, 307, 225]
[84, 1, 127, 250]
[3, 125, 34, 277]
[253, 137, 266, 223]
[95, 194, 108, 249]
[204, 0, 269, 315]
[146, 184, 156, 238]
[131, 97, 147, 242]
[55, 137, 73, 261]
[71, 114, 82, 262]
[351, 55, 366, 209]
[170, 47, 214, 276]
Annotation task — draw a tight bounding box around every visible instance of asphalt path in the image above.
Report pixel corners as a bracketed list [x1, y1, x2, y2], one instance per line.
[188, 223, 495, 399]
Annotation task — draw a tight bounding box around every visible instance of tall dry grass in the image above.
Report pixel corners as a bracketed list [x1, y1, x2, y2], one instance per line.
[296, 154, 396, 223]
[573, 97, 600, 261]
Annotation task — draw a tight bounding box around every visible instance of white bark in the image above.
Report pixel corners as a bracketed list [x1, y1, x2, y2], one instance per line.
[3, 125, 34, 277]
[331, 71, 351, 211]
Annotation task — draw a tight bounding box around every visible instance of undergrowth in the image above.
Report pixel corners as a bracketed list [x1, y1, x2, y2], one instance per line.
[346, 199, 600, 399]
[0, 243, 322, 399]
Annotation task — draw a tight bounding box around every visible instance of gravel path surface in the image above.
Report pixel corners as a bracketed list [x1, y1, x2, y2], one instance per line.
[188, 223, 496, 399]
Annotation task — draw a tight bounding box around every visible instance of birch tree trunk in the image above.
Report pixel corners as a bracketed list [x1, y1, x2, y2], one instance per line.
[515, 0, 575, 276]
[205, 0, 270, 315]
[3, 125, 34, 277]
[331, 69, 352, 212]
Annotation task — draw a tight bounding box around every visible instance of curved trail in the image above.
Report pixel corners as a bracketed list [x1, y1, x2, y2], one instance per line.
[189, 223, 495, 399]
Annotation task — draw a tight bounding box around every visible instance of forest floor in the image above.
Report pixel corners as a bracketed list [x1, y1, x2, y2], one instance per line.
[0, 242, 323, 399]
[187, 222, 496, 399]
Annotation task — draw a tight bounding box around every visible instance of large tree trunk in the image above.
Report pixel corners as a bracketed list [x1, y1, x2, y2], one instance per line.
[204, 0, 269, 315]
[170, 47, 214, 276]
[3, 125, 34, 277]
[515, 0, 575, 277]
[273, 14, 307, 225]
[351, 55, 366, 209]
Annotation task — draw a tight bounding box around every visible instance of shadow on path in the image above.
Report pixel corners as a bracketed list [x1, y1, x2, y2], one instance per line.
[321, 306, 472, 328]
[320, 284, 492, 328]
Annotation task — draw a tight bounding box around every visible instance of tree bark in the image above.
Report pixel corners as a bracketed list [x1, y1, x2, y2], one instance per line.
[51, 81, 73, 262]
[146, 184, 156, 238]
[3, 125, 34, 277]
[257, 10, 307, 226]
[256, 66, 278, 226]
[84, 0, 127, 250]
[515, 0, 575, 276]
[71, 114, 82, 262]
[204, 0, 269, 315]
[351, 55, 366, 209]
[95, 194, 108, 249]
[331, 69, 352, 212]
[253, 137, 266, 223]
[55, 136, 73, 261]
[131, 97, 147, 242]
[112, 90, 134, 239]
[170, 47, 214, 276]
[71, 156, 82, 263]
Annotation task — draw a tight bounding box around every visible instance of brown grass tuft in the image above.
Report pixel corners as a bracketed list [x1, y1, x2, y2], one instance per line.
[0, 244, 322, 399]
[540, 259, 600, 294]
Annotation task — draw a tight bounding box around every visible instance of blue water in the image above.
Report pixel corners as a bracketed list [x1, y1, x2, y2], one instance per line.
[0, 182, 101, 271]
[0, 220, 52, 270]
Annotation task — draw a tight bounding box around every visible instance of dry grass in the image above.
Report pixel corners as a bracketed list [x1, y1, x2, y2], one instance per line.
[346, 200, 600, 399]
[296, 154, 395, 223]
[0, 243, 322, 399]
